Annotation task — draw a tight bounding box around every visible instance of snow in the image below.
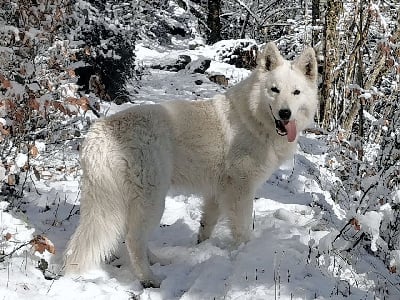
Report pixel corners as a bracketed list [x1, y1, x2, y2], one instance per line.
[390, 250, 400, 270]
[1, 24, 399, 300]
[15, 153, 28, 168]
[34, 141, 46, 153]
[357, 211, 382, 252]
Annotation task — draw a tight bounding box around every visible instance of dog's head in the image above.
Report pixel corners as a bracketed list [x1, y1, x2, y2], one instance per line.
[257, 42, 318, 142]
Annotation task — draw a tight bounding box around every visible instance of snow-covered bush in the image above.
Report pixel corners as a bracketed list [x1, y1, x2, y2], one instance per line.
[220, 0, 306, 42]
[213, 39, 258, 69]
[134, 0, 192, 46]
[320, 1, 399, 269]
[69, 0, 138, 103]
[0, 0, 82, 199]
[320, 53, 399, 299]
[0, 0, 140, 200]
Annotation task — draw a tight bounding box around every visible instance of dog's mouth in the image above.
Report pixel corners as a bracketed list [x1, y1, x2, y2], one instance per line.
[269, 105, 297, 142]
[275, 119, 287, 136]
[274, 119, 297, 142]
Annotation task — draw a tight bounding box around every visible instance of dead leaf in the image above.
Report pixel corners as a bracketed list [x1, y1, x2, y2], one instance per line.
[67, 69, 76, 77]
[8, 174, 16, 186]
[30, 235, 56, 254]
[66, 97, 89, 112]
[0, 123, 10, 136]
[350, 218, 361, 231]
[77, 97, 90, 112]
[30, 145, 39, 158]
[19, 67, 27, 75]
[84, 46, 91, 56]
[52, 101, 72, 116]
[386, 58, 395, 68]
[337, 131, 345, 142]
[5, 99, 16, 111]
[54, 7, 63, 21]
[14, 108, 26, 123]
[69, 53, 77, 62]
[0, 75, 11, 89]
[28, 98, 40, 111]
[4, 232, 12, 241]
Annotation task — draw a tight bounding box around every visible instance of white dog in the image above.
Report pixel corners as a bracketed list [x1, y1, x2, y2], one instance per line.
[64, 42, 318, 288]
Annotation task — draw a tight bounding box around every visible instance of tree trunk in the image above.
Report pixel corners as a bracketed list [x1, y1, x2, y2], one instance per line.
[320, 0, 342, 128]
[342, 1, 372, 137]
[311, 0, 320, 46]
[240, 11, 251, 39]
[207, 0, 222, 44]
[356, 4, 365, 141]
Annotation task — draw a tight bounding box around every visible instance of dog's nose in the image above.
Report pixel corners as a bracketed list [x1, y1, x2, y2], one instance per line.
[278, 109, 291, 120]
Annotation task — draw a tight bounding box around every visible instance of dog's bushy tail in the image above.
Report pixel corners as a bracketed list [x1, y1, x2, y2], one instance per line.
[64, 130, 131, 275]
[64, 181, 127, 274]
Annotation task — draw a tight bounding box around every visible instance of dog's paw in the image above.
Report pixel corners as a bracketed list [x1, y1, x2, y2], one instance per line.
[197, 230, 211, 244]
[148, 249, 159, 265]
[197, 234, 206, 244]
[231, 231, 251, 249]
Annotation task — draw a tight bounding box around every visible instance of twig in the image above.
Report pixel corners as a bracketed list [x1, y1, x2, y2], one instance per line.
[344, 232, 365, 252]
[233, 0, 260, 25]
[333, 218, 353, 243]
[260, 7, 302, 27]
[88, 102, 101, 118]
[65, 189, 80, 221]
[0, 240, 31, 263]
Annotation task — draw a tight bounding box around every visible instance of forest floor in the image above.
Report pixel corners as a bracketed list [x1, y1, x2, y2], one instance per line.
[0, 39, 397, 300]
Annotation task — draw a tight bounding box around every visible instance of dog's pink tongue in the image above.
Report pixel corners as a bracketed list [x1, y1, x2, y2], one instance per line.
[285, 120, 297, 142]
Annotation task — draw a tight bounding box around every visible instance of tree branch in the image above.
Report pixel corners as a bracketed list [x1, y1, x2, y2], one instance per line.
[233, 0, 260, 25]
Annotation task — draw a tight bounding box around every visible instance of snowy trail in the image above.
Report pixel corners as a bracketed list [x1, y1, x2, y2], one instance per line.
[0, 44, 380, 300]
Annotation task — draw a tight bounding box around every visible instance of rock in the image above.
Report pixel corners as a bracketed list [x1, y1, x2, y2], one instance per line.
[214, 39, 258, 69]
[208, 74, 229, 87]
[169, 55, 191, 71]
[186, 58, 211, 74]
[189, 38, 205, 50]
[152, 55, 192, 72]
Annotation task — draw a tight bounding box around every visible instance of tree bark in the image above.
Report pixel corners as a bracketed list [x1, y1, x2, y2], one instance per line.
[311, 0, 320, 46]
[207, 0, 222, 44]
[320, 0, 342, 128]
[342, 2, 372, 137]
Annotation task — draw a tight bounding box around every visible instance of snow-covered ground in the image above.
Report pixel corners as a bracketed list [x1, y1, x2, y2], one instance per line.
[0, 41, 397, 300]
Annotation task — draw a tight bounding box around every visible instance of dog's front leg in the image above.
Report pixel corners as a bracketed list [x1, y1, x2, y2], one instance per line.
[198, 195, 220, 243]
[219, 179, 255, 246]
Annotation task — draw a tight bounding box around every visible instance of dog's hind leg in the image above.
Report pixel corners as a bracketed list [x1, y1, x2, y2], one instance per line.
[198, 195, 219, 243]
[125, 191, 166, 288]
[64, 185, 124, 274]
[125, 151, 171, 288]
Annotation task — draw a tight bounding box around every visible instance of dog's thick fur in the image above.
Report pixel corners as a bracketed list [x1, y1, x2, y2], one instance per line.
[64, 42, 318, 287]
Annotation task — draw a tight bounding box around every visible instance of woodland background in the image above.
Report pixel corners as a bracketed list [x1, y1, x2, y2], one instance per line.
[0, 0, 399, 298]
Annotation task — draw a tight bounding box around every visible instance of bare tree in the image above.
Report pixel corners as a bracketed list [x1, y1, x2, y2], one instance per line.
[207, 0, 222, 44]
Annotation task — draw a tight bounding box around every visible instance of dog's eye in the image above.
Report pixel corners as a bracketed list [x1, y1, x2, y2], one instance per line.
[293, 89, 301, 95]
[271, 87, 280, 93]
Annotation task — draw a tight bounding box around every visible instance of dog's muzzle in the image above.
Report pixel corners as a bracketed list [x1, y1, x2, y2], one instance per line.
[270, 106, 297, 142]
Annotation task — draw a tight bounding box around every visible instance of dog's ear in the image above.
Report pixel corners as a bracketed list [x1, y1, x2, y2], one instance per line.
[294, 47, 318, 82]
[259, 42, 284, 71]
